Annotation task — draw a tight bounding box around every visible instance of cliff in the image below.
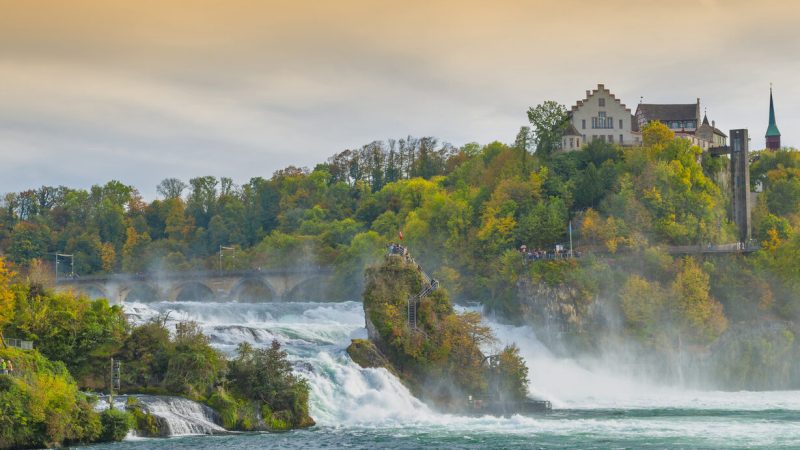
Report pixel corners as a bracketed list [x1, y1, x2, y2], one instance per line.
[348, 254, 538, 413]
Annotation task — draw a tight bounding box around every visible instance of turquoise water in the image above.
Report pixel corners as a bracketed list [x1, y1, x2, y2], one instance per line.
[80, 301, 800, 449]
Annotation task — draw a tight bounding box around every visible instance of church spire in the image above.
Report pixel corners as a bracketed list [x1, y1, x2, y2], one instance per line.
[765, 83, 781, 150]
[766, 84, 781, 149]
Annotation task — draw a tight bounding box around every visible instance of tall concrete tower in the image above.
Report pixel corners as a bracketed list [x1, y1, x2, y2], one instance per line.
[766, 86, 781, 150]
[730, 129, 751, 242]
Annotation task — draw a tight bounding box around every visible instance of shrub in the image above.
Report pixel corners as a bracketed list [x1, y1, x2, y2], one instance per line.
[99, 409, 132, 442]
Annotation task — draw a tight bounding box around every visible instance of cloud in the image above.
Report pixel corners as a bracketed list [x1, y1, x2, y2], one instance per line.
[0, 0, 798, 197]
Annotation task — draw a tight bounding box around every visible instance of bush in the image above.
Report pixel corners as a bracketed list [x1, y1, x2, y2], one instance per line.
[0, 348, 105, 448]
[227, 341, 313, 429]
[99, 409, 132, 442]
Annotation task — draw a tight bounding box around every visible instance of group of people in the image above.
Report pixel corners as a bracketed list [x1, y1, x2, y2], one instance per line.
[0, 358, 13, 375]
[388, 243, 409, 257]
[518, 244, 579, 262]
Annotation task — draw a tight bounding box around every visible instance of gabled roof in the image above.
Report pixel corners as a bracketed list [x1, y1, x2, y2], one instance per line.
[563, 122, 581, 136]
[636, 103, 697, 121]
[698, 113, 727, 138]
[571, 83, 632, 114]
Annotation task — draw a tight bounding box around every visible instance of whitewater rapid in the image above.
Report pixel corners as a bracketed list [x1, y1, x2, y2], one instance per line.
[119, 300, 800, 447]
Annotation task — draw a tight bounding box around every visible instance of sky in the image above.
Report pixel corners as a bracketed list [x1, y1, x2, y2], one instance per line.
[1, 0, 798, 199]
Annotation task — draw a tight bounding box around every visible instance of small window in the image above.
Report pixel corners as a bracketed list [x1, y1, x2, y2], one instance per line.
[599, 111, 606, 118]
[607, 117, 613, 128]
[609, 135, 614, 143]
[620, 134, 624, 144]
[582, 119, 586, 129]
[569, 138, 574, 149]
[599, 98, 605, 107]
[619, 119, 623, 129]
[671, 121, 680, 129]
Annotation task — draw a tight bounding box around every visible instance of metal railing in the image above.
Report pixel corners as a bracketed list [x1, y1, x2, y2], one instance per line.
[5, 338, 33, 350]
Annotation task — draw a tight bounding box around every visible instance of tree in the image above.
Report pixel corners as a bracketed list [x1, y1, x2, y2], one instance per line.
[527, 101, 568, 156]
[157, 178, 188, 200]
[642, 121, 674, 147]
[619, 275, 666, 344]
[0, 258, 15, 336]
[670, 258, 727, 345]
[121, 227, 151, 272]
[8, 222, 50, 266]
[514, 126, 532, 175]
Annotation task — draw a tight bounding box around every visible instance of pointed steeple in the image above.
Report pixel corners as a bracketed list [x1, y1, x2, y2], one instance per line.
[766, 85, 781, 149]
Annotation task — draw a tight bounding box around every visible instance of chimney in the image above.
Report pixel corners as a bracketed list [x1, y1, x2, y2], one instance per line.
[598, 83, 605, 90]
[712, 120, 716, 129]
[696, 98, 701, 121]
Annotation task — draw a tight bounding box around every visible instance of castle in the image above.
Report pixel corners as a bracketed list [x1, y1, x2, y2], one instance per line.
[560, 83, 778, 151]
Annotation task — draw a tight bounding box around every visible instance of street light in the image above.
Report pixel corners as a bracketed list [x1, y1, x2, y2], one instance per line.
[219, 245, 235, 273]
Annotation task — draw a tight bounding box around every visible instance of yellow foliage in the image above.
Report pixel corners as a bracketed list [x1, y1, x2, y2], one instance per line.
[0, 257, 16, 330]
[101, 243, 117, 273]
[671, 258, 727, 344]
[763, 228, 781, 252]
[642, 121, 674, 147]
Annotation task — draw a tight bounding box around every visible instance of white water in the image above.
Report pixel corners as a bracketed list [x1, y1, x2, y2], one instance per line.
[136, 396, 225, 436]
[94, 395, 224, 437]
[120, 300, 800, 447]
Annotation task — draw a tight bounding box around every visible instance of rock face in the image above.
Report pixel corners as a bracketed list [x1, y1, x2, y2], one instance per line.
[346, 339, 395, 374]
[517, 279, 599, 333]
[349, 255, 539, 414]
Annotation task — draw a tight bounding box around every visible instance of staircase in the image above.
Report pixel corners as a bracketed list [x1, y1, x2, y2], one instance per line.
[407, 268, 438, 331]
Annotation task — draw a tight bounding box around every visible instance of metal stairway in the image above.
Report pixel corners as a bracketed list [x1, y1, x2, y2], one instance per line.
[407, 268, 438, 331]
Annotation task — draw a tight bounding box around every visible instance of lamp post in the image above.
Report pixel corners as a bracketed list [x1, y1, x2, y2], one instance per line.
[218, 245, 235, 273]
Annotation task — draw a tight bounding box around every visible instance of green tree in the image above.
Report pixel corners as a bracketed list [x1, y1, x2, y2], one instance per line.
[526, 101, 568, 156]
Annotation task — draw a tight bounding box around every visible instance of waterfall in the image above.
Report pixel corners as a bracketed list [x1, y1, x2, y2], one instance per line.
[93, 394, 225, 437]
[120, 299, 800, 438]
[124, 301, 434, 427]
[135, 395, 225, 436]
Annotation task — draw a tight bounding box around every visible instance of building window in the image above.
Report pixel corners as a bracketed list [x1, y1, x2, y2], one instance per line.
[599, 98, 605, 107]
[582, 119, 586, 129]
[569, 138, 574, 149]
[671, 121, 680, 129]
[619, 119, 623, 129]
[577, 138, 581, 146]
[609, 135, 614, 143]
[607, 117, 613, 128]
[620, 134, 624, 144]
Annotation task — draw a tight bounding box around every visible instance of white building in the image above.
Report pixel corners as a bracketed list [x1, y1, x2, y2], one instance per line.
[560, 84, 641, 151]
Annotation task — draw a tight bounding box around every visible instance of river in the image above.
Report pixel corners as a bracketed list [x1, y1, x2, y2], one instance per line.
[81, 299, 800, 449]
